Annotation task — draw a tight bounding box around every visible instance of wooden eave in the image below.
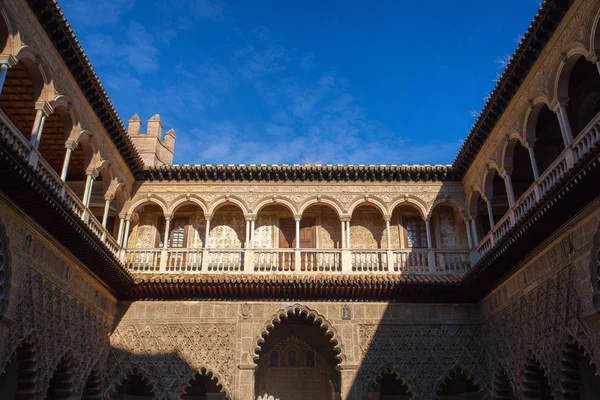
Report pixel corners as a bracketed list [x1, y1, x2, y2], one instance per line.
[141, 164, 458, 183]
[26, 0, 144, 175]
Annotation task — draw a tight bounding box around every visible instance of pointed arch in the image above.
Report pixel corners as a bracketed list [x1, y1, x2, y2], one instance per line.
[106, 365, 157, 400]
[434, 365, 488, 399]
[368, 365, 416, 400]
[251, 304, 345, 364]
[178, 367, 230, 400]
[43, 351, 76, 399]
[80, 362, 103, 400]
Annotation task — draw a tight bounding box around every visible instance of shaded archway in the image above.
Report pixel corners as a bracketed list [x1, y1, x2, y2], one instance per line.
[0, 61, 40, 138]
[429, 203, 469, 249]
[564, 57, 600, 138]
[527, 104, 564, 175]
[124, 202, 166, 272]
[468, 191, 490, 243]
[436, 369, 484, 399]
[81, 368, 102, 400]
[36, 104, 73, 175]
[44, 353, 75, 399]
[350, 204, 386, 249]
[181, 369, 226, 399]
[493, 365, 516, 400]
[369, 367, 414, 399]
[503, 138, 535, 201]
[254, 307, 342, 400]
[0, 335, 37, 399]
[254, 204, 296, 272]
[483, 168, 510, 225]
[164, 202, 206, 272]
[299, 203, 342, 272]
[108, 369, 155, 400]
[521, 357, 553, 399]
[560, 341, 600, 399]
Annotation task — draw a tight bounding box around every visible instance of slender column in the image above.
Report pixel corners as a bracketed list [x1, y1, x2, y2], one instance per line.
[557, 106, 574, 147]
[162, 217, 171, 249]
[470, 218, 479, 244]
[486, 198, 495, 228]
[596, 59, 600, 76]
[60, 142, 76, 182]
[116, 215, 125, 246]
[33, 113, 47, 149]
[204, 218, 211, 248]
[385, 218, 392, 249]
[29, 109, 44, 147]
[295, 217, 301, 249]
[100, 195, 113, 242]
[424, 218, 433, 249]
[122, 218, 131, 249]
[526, 143, 540, 181]
[464, 217, 474, 249]
[245, 219, 250, 248]
[82, 170, 97, 208]
[341, 219, 346, 249]
[346, 221, 351, 249]
[250, 219, 256, 248]
[503, 172, 516, 207]
[0, 64, 9, 96]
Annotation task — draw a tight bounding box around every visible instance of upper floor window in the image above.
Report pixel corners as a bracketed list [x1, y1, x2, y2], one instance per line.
[269, 350, 279, 367]
[404, 217, 427, 248]
[287, 349, 297, 367]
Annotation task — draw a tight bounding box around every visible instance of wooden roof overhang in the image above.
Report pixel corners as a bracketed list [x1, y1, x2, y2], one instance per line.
[0, 128, 134, 293]
[452, 0, 570, 176]
[26, 0, 144, 175]
[142, 164, 458, 182]
[123, 273, 466, 302]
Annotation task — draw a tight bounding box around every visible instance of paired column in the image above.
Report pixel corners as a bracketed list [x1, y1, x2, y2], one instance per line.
[119, 216, 132, 261]
[555, 102, 574, 148]
[424, 217, 436, 272]
[60, 141, 77, 182]
[526, 141, 541, 181]
[160, 216, 172, 269]
[116, 214, 126, 246]
[245, 218, 251, 248]
[470, 217, 479, 245]
[295, 217, 301, 249]
[385, 218, 392, 249]
[464, 216, 474, 249]
[502, 169, 516, 207]
[485, 197, 495, 228]
[340, 219, 346, 249]
[29, 104, 51, 149]
[82, 168, 99, 208]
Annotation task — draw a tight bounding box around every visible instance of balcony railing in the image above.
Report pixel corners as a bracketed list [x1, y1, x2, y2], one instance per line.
[123, 248, 471, 275]
[0, 111, 121, 259]
[476, 111, 600, 258]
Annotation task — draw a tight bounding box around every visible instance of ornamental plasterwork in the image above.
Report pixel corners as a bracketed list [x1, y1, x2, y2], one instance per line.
[4, 0, 134, 187]
[463, 0, 599, 190]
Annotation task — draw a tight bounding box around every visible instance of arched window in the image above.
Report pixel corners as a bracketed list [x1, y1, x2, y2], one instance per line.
[306, 350, 315, 368]
[287, 349, 297, 367]
[269, 350, 279, 367]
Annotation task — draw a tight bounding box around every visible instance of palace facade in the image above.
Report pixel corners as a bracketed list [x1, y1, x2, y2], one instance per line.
[0, 0, 599, 399]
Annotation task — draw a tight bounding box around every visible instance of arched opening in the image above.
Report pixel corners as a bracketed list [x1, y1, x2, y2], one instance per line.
[504, 138, 535, 201]
[64, 136, 94, 201]
[468, 192, 490, 243]
[36, 105, 73, 175]
[436, 370, 483, 399]
[483, 168, 510, 225]
[522, 357, 553, 399]
[207, 203, 246, 271]
[429, 203, 470, 271]
[493, 366, 515, 400]
[125, 202, 166, 272]
[0, 337, 37, 399]
[0, 15, 12, 54]
[109, 371, 155, 400]
[389, 204, 429, 272]
[81, 368, 102, 400]
[0, 60, 40, 139]
[299, 204, 342, 271]
[350, 204, 386, 249]
[369, 369, 413, 399]
[164, 202, 206, 271]
[561, 342, 600, 399]
[255, 310, 341, 400]
[530, 104, 564, 175]
[566, 57, 600, 138]
[182, 370, 226, 399]
[45, 354, 74, 399]
[254, 204, 296, 272]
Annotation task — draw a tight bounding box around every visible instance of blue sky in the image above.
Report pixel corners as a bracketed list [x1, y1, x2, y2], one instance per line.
[59, 0, 541, 165]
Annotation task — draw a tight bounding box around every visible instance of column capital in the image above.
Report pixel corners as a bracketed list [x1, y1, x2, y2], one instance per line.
[340, 216, 351, 222]
[204, 214, 213, 221]
[550, 96, 569, 110]
[119, 212, 127, 219]
[502, 166, 513, 176]
[34, 101, 53, 117]
[85, 167, 99, 179]
[244, 213, 256, 221]
[104, 193, 115, 202]
[164, 214, 173, 221]
[0, 54, 17, 68]
[65, 139, 78, 150]
[294, 216, 301, 222]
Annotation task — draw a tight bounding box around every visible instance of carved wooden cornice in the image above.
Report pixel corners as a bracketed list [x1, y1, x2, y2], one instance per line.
[26, 0, 144, 175]
[141, 165, 459, 182]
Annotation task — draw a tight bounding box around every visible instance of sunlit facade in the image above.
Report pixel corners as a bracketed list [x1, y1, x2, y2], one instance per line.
[0, 0, 600, 399]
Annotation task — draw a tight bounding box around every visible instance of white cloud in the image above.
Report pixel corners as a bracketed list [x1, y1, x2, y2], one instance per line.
[123, 21, 160, 73]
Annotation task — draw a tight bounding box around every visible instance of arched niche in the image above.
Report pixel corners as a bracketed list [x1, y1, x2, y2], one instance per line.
[350, 204, 386, 249]
[181, 369, 227, 400]
[521, 357, 553, 399]
[108, 370, 155, 400]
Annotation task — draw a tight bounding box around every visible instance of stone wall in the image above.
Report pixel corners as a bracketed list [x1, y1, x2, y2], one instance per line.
[0, 197, 118, 399]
